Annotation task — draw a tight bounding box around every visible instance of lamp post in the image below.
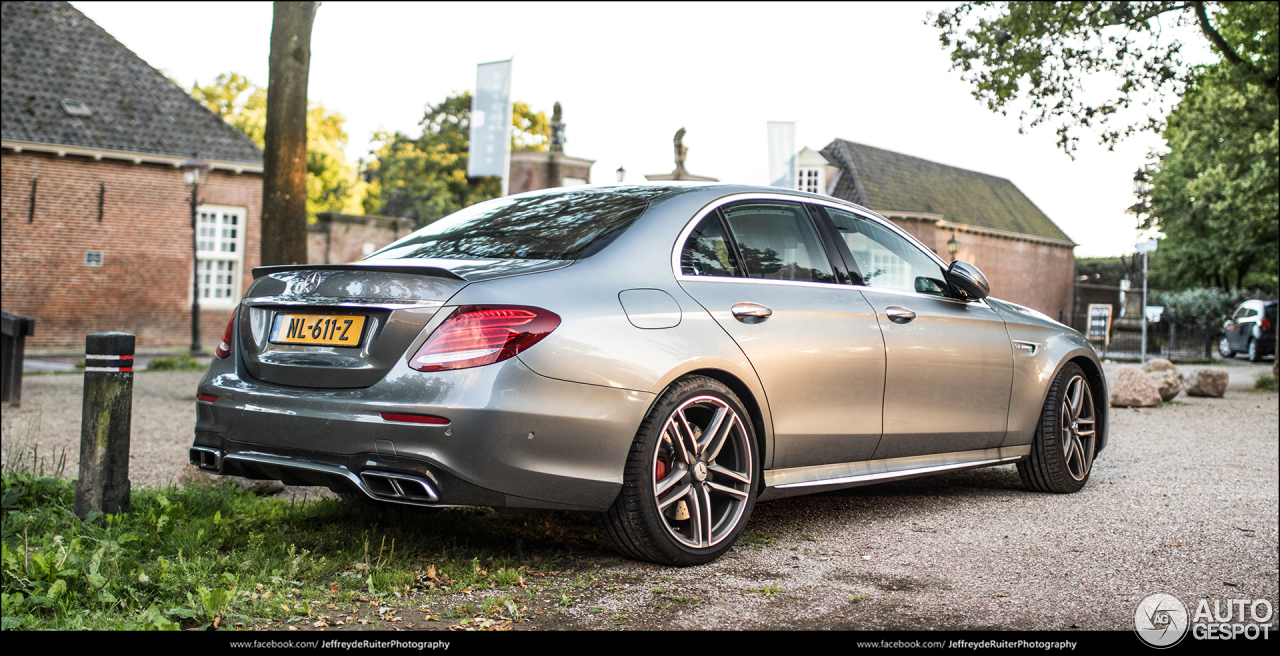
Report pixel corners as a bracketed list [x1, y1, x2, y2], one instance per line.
[946, 233, 959, 262]
[616, 165, 626, 183]
[181, 153, 211, 354]
[1132, 168, 1154, 364]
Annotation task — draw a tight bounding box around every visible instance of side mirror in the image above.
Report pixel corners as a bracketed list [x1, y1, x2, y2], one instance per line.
[946, 260, 990, 301]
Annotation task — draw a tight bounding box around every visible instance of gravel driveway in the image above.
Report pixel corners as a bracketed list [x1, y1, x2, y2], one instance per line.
[3, 364, 1276, 631]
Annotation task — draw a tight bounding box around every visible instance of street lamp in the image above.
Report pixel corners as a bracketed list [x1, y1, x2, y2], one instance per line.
[1132, 168, 1150, 196]
[616, 165, 626, 183]
[181, 153, 211, 354]
[946, 233, 960, 261]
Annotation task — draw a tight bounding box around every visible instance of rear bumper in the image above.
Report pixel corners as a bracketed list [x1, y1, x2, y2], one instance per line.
[192, 354, 654, 511]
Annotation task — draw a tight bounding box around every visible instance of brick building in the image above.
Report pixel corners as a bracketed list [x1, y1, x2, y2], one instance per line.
[809, 140, 1077, 323]
[1, 1, 264, 350]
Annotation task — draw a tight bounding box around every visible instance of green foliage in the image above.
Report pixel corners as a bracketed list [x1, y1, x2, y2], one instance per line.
[363, 92, 551, 227]
[189, 72, 369, 217]
[1252, 373, 1278, 392]
[1144, 60, 1279, 292]
[1150, 287, 1239, 329]
[145, 356, 205, 372]
[929, 2, 1279, 155]
[0, 472, 601, 630]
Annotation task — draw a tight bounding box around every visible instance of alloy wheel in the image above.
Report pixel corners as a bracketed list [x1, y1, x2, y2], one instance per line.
[651, 395, 753, 549]
[1058, 375, 1096, 481]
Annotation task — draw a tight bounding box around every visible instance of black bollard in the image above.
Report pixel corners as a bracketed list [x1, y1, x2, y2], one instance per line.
[74, 332, 135, 518]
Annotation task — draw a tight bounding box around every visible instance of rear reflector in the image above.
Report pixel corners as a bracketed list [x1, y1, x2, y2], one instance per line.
[381, 413, 449, 425]
[1262, 318, 1272, 331]
[215, 312, 235, 359]
[410, 305, 560, 372]
[197, 394, 217, 403]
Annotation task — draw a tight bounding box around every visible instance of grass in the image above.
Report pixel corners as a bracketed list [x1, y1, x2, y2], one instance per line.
[0, 459, 606, 630]
[145, 356, 206, 372]
[1250, 373, 1278, 392]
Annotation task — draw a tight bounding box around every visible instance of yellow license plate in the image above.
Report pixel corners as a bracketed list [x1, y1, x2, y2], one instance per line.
[269, 313, 366, 346]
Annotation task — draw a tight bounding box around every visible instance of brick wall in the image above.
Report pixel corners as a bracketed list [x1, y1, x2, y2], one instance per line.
[947, 230, 1076, 324]
[508, 153, 592, 195]
[307, 213, 415, 264]
[1, 150, 261, 350]
[884, 216, 1074, 323]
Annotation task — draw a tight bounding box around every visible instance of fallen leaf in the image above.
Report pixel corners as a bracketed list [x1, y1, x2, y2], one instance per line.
[255, 583, 264, 591]
[329, 582, 339, 594]
[287, 626, 298, 632]
[405, 622, 416, 629]
[460, 587, 473, 595]
[263, 591, 276, 600]
[325, 604, 336, 610]
[357, 595, 370, 602]
[313, 620, 328, 628]
[281, 604, 293, 612]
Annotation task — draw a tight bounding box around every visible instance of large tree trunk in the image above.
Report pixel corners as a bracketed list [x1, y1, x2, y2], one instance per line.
[261, 2, 318, 266]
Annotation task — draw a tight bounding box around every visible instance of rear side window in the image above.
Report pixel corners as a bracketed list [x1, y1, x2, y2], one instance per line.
[681, 214, 741, 277]
[719, 202, 836, 283]
[368, 187, 669, 261]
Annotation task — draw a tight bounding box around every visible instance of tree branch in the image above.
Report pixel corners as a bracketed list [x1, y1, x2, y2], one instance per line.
[1193, 1, 1244, 65]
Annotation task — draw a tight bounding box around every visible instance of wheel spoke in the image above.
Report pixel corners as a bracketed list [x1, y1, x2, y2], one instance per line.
[700, 406, 730, 461]
[665, 417, 695, 466]
[658, 483, 691, 512]
[693, 485, 713, 547]
[1076, 419, 1096, 437]
[655, 466, 684, 497]
[1062, 431, 1077, 464]
[674, 410, 700, 464]
[709, 463, 750, 486]
[1066, 378, 1083, 422]
[707, 481, 749, 500]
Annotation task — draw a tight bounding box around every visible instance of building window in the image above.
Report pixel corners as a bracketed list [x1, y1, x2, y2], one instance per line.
[796, 168, 822, 194]
[196, 205, 245, 306]
[84, 250, 104, 266]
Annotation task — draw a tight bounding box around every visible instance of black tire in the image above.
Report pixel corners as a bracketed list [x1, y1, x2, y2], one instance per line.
[600, 376, 758, 566]
[1219, 336, 1235, 359]
[1247, 338, 1261, 362]
[1018, 362, 1097, 494]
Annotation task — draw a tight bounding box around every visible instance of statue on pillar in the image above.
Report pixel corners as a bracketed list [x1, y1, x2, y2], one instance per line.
[673, 127, 688, 179]
[550, 102, 565, 153]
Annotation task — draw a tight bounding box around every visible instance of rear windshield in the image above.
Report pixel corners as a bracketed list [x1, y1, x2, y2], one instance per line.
[367, 187, 669, 261]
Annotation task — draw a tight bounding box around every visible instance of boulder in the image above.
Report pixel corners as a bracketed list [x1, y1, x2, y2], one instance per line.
[1185, 368, 1229, 398]
[1110, 366, 1162, 407]
[1149, 369, 1184, 402]
[1142, 358, 1177, 374]
[178, 463, 286, 496]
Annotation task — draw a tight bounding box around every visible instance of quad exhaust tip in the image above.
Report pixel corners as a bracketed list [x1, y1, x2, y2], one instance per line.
[359, 471, 439, 503]
[190, 446, 222, 471]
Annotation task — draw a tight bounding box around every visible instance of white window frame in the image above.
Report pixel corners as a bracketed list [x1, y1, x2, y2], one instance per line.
[796, 167, 823, 194]
[194, 204, 246, 309]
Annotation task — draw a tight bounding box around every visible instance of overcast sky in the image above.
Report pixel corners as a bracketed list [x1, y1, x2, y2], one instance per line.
[73, 1, 1215, 257]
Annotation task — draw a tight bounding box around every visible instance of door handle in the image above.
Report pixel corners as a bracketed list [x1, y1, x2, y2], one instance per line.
[885, 306, 916, 324]
[731, 302, 772, 324]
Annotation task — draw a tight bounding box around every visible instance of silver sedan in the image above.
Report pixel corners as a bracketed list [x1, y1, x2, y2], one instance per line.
[190, 184, 1107, 566]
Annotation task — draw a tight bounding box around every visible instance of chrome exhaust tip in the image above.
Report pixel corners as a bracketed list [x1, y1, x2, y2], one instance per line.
[190, 446, 223, 471]
[359, 471, 439, 503]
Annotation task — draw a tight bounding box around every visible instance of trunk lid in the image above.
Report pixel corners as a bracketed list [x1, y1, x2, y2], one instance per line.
[238, 263, 471, 388]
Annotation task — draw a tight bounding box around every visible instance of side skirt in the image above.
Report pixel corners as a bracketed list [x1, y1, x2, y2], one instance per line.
[757, 445, 1031, 501]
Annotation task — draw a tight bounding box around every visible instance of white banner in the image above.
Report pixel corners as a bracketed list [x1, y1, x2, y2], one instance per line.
[767, 121, 796, 189]
[468, 59, 513, 187]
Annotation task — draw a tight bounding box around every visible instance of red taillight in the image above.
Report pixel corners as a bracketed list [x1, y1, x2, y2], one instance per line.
[197, 394, 217, 403]
[381, 413, 449, 425]
[215, 313, 235, 359]
[409, 305, 560, 372]
[1262, 318, 1273, 331]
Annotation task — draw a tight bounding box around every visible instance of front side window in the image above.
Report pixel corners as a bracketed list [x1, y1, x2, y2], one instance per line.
[822, 207, 948, 296]
[196, 205, 245, 305]
[719, 202, 836, 283]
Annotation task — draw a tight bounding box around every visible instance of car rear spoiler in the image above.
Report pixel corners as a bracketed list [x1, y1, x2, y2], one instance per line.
[251, 263, 467, 281]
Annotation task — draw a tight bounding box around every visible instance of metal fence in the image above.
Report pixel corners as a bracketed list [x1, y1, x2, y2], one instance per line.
[1093, 322, 1218, 361]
